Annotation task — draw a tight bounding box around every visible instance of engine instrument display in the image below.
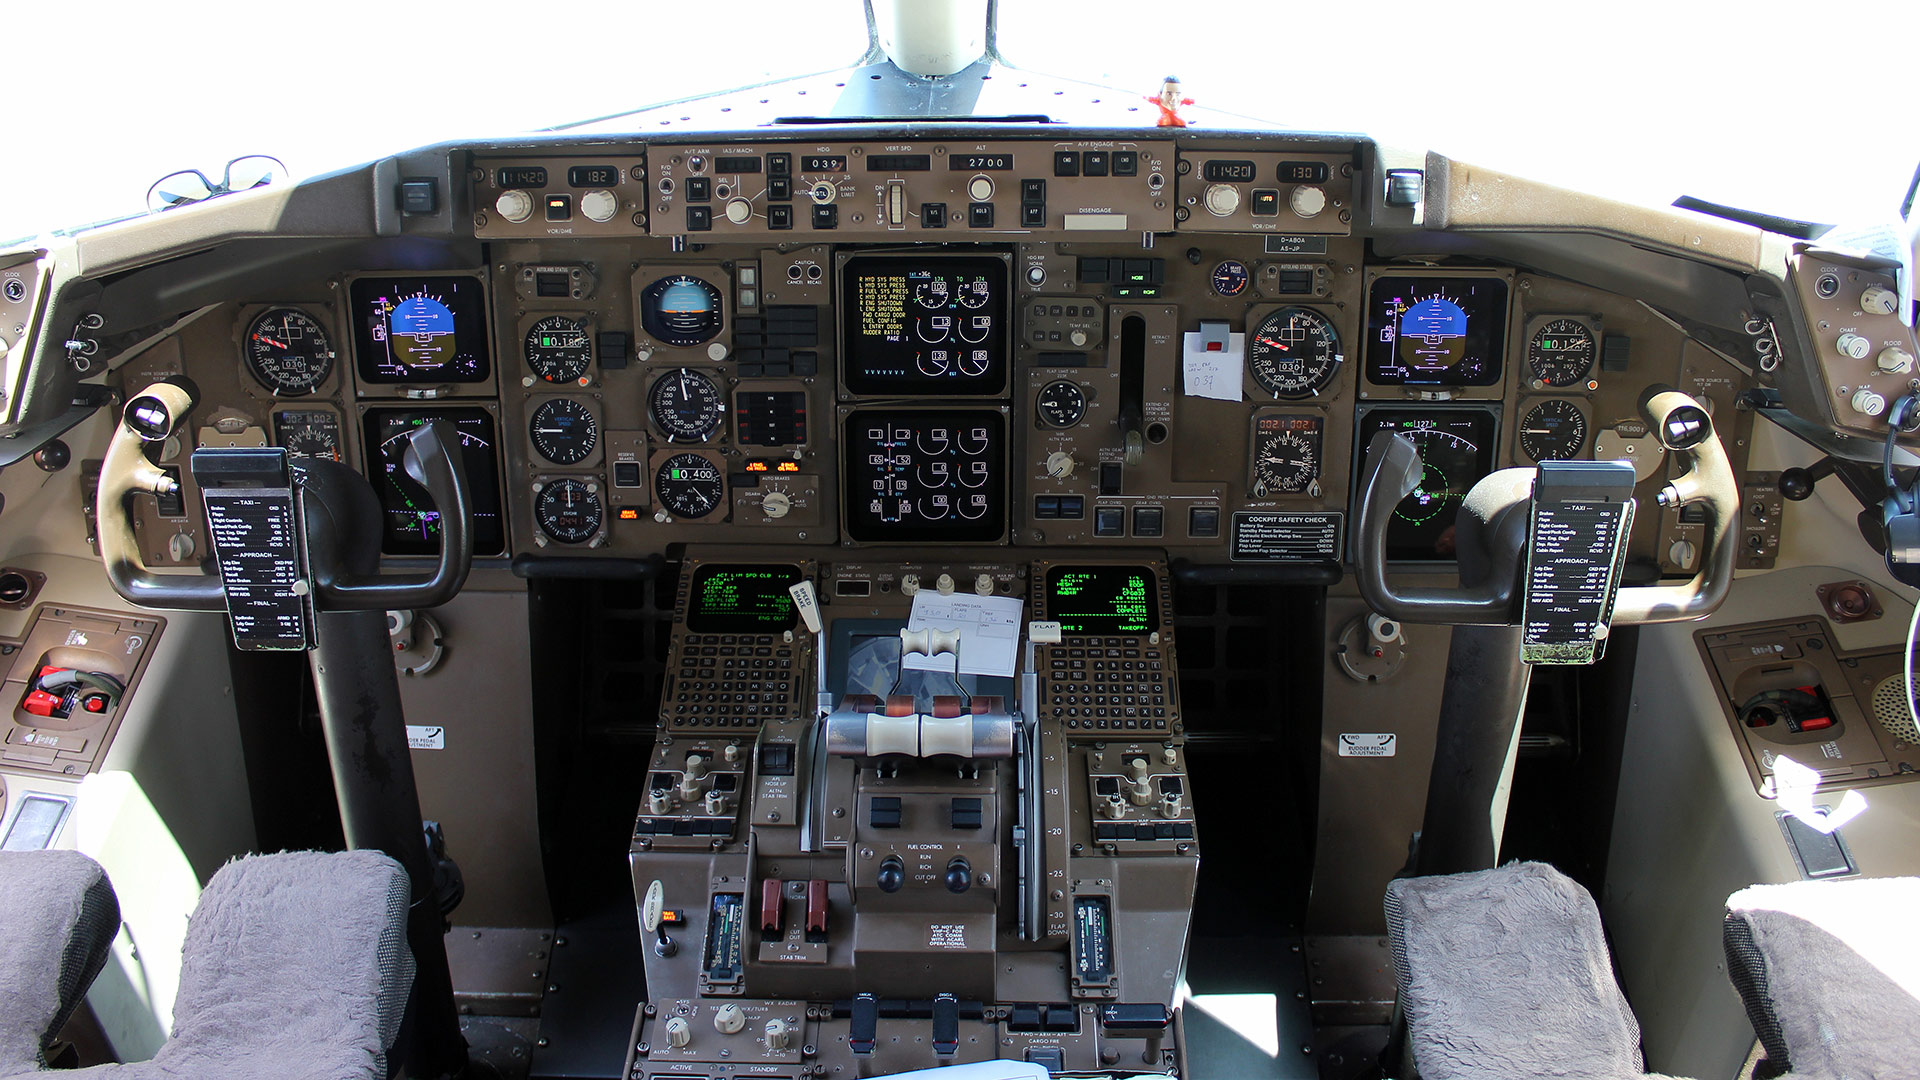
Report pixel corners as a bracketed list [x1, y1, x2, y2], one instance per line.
[529, 398, 598, 465]
[686, 564, 802, 634]
[1355, 407, 1497, 561]
[843, 408, 1005, 543]
[1044, 565, 1157, 635]
[244, 308, 335, 395]
[272, 409, 342, 461]
[1251, 414, 1323, 496]
[640, 275, 725, 348]
[1517, 399, 1588, 462]
[525, 316, 593, 384]
[1526, 318, 1597, 387]
[647, 368, 725, 441]
[1248, 307, 1343, 397]
[350, 276, 491, 383]
[842, 255, 1007, 395]
[534, 478, 604, 545]
[1364, 276, 1508, 387]
[362, 407, 506, 556]
[655, 453, 725, 519]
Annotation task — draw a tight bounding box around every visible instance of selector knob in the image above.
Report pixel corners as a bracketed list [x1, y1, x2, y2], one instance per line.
[725, 199, 753, 225]
[975, 573, 995, 597]
[1861, 283, 1900, 315]
[901, 573, 921, 596]
[967, 174, 995, 202]
[944, 856, 972, 894]
[1852, 388, 1887, 417]
[1203, 183, 1241, 218]
[1070, 329, 1088, 347]
[1161, 745, 1178, 766]
[760, 491, 793, 519]
[936, 572, 956, 596]
[1668, 539, 1697, 569]
[648, 790, 672, 814]
[1101, 793, 1128, 820]
[1837, 332, 1872, 360]
[704, 789, 729, 815]
[580, 189, 620, 222]
[1878, 347, 1915, 375]
[877, 855, 906, 893]
[1162, 791, 1184, 816]
[713, 1003, 746, 1035]
[723, 743, 741, 763]
[764, 1019, 793, 1050]
[494, 189, 535, 223]
[810, 181, 837, 205]
[1289, 185, 1328, 218]
[664, 1016, 692, 1048]
[684, 753, 709, 781]
[167, 532, 197, 562]
[1126, 776, 1155, 807]
[1126, 756, 1151, 782]
[1045, 451, 1076, 480]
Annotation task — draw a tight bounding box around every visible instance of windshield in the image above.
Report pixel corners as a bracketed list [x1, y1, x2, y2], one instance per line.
[997, 1, 1920, 227]
[0, 1, 869, 245]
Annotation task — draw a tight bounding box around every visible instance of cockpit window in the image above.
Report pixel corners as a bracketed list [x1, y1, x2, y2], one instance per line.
[0, 2, 870, 245]
[994, 1, 1920, 226]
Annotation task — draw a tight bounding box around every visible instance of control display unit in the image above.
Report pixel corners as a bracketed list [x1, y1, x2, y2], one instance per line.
[686, 564, 803, 634]
[1045, 565, 1158, 635]
[1364, 275, 1508, 386]
[1356, 407, 1498, 561]
[843, 408, 1005, 542]
[841, 255, 1008, 395]
[350, 276, 491, 383]
[361, 407, 506, 556]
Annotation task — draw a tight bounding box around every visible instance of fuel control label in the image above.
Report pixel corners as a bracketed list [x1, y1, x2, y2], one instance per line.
[1232, 512, 1341, 561]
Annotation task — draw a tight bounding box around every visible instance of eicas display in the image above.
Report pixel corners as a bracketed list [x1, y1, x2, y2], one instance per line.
[1364, 275, 1508, 386]
[843, 408, 1005, 542]
[1355, 407, 1497, 561]
[842, 255, 1007, 395]
[351, 276, 491, 383]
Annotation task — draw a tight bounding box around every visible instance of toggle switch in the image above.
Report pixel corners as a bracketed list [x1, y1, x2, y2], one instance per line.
[807, 878, 830, 933]
[760, 878, 784, 933]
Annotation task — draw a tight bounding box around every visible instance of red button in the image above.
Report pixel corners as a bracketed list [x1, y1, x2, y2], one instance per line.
[82, 695, 108, 713]
[1798, 715, 1834, 731]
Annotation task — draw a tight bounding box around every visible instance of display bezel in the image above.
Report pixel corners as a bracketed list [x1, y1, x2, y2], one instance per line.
[1043, 565, 1160, 636]
[837, 252, 1012, 398]
[359, 405, 508, 557]
[348, 273, 493, 387]
[1349, 404, 1501, 564]
[1362, 271, 1511, 389]
[840, 406, 1009, 544]
[686, 563, 803, 635]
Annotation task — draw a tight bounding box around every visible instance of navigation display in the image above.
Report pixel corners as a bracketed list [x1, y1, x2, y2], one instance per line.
[841, 256, 1008, 395]
[1355, 407, 1498, 562]
[1364, 275, 1508, 386]
[687, 564, 802, 634]
[361, 408, 506, 556]
[843, 408, 1005, 543]
[1045, 566, 1158, 635]
[351, 276, 491, 383]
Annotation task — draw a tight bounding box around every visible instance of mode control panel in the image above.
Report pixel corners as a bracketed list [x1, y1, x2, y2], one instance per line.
[648, 140, 1176, 238]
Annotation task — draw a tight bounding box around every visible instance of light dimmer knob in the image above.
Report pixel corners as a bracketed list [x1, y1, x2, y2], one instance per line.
[1837, 332, 1871, 360]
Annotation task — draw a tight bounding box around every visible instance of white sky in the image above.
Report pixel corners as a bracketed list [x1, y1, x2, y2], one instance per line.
[5, 1, 1914, 242]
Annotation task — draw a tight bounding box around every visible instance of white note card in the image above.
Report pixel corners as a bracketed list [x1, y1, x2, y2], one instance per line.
[1182, 330, 1245, 402]
[903, 592, 1025, 677]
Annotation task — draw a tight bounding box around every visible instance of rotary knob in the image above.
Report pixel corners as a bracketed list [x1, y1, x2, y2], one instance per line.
[1045, 451, 1076, 480]
[1852, 388, 1887, 417]
[725, 199, 753, 225]
[967, 175, 995, 202]
[713, 1003, 746, 1035]
[936, 572, 956, 596]
[760, 491, 793, 519]
[1289, 185, 1328, 218]
[1126, 756, 1151, 782]
[1861, 283, 1900, 316]
[494, 189, 534, 223]
[664, 1016, 692, 1048]
[1203, 183, 1241, 217]
[580, 189, 620, 223]
[1101, 793, 1127, 820]
[1836, 332, 1872, 360]
[975, 573, 994, 596]
[764, 1019, 793, 1050]
[1877, 347, 1914, 375]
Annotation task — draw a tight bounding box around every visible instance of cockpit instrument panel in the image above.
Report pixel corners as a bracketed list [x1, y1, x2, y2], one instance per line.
[1043, 565, 1159, 635]
[1353, 406, 1498, 562]
[685, 564, 802, 634]
[351, 276, 491, 384]
[842, 407, 1006, 543]
[362, 407, 507, 556]
[1364, 274, 1509, 387]
[840, 254, 1009, 396]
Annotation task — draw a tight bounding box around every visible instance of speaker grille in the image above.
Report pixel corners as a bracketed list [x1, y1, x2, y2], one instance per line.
[1869, 675, 1920, 745]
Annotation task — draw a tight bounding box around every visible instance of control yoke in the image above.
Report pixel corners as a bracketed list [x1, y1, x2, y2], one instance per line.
[1355, 387, 1738, 627]
[97, 378, 474, 613]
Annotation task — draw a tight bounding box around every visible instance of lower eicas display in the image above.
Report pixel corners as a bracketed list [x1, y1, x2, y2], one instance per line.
[1045, 565, 1157, 635]
[1356, 407, 1498, 561]
[1364, 275, 1508, 386]
[686, 564, 802, 634]
[843, 408, 1005, 542]
[841, 255, 1007, 395]
[362, 408, 506, 556]
[351, 276, 491, 383]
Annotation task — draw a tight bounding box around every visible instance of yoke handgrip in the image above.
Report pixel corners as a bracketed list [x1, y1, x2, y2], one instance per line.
[319, 420, 473, 609]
